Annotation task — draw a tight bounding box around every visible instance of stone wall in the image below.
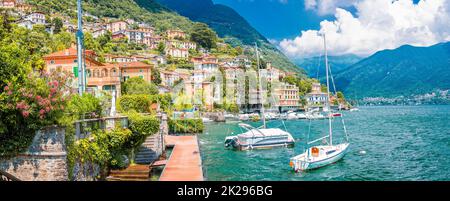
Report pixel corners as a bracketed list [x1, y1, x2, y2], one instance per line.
[0, 126, 68, 181]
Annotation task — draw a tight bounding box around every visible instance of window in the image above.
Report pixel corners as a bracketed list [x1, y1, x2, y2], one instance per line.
[50, 60, 55, 64]
[139, 75, 144, 79]
[74, 60, 77, 63]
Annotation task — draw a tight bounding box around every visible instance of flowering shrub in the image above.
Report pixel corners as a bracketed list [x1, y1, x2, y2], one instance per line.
[0, 69, 73, 156]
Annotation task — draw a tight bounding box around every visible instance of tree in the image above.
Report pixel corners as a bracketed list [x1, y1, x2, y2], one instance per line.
[52, 17, 63, 34]
[151, 66, 162, 85]
[190, 23, 217, 50]
[157, 41, 165, 55]
[122, 77, 158, 95]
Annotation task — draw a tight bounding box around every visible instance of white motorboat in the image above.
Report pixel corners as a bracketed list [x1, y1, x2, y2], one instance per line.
[286, 112, 298, 120]
[225, 43, 295, 151]
[296, 113, 307, 119]
[225, 123, 295, 150]
[202, 117, 213, 123]
[305, 112, 326, 120]
[350, 108, 359, 112]
[290, 34, 350, 172]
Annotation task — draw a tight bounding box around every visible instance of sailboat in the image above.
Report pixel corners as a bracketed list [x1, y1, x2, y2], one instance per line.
[289, 34, 350, 172]
[224, 43, 295, 150]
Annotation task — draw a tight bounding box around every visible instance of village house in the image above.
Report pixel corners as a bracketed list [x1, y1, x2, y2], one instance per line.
[165, 40, 196, 50]
[224, 67, 245, 104]
[138, 25, 155, 35]
[0, 0, 16, 8]
[92, 28, 107, 38]
[16, 2, 32, 13]
[305, 82, 328, 107]
[112, 32, 126, 40]
[17, 19, 33, 29]
[17, 12, 47, 30]
[104, 54, 134, 63]
[260, 63, 283, 83]
[24, 12, 46, 24]
[104, 61, 152, 83]
[160, 70, 189, 87]
[125, 28, 153, 44]
[42, 47, 153, 95]
[184, 80, 214, 111]
[106, 20, 128, 33]
[165, 47, 189, 59]
[192, 55, 219, 72]
[166, 29, 186, 40]
[144, 35, 163, 49]
[274, 83, 300, 112]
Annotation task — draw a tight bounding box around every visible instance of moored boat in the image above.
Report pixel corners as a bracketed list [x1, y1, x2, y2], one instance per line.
[290, 34, 350, 172]
[225, 123, 295, 150]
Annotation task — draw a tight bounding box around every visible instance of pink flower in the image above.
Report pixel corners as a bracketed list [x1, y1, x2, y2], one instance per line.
[7, 91, 12, 95]
[21, 111, 30, 118]
[39, 109, 45, 116]
[50, 88, 57, 94]
[4, 85, 9, 91]
[45, 106, 51, 112]
[60, 105, 64, 110]
[36, 95, 42, 100]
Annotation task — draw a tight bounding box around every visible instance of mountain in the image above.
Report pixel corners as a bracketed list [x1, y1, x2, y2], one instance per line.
[156, 0, 303, 74]
[334, 42, 450, 99]
[295, 54, 362, 78]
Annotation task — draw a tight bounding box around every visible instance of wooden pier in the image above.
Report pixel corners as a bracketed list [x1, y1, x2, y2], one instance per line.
[159, 135, 204, 181]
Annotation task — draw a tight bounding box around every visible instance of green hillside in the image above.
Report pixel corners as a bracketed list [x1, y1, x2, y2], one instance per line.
[26, 0, 195, 34]
[156, 0, 304, 74]
[295, 54, 362, 79]
[334, 42, 450, 99]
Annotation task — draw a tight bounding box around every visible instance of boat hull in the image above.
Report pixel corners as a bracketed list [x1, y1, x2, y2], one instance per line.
[291, 143, 349, 172]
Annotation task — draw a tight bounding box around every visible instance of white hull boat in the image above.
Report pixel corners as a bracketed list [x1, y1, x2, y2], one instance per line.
[290, 34, 350, 172]
[306, 113, 326, 120]
[225, 124, 295, 150]
[290, 143, 349, 172]
[225, 44, 295, 151]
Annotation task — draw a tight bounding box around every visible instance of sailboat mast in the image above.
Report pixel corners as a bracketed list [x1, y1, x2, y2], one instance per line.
[255, 42, 266, 128]
[324, 34, 333, 145]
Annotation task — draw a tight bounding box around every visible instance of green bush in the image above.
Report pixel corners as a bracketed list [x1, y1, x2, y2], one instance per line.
[169, 119, 204, 134]
[121, 77, 158, 95]
[70, 128, 133, 173]
[118, 94, 152, 113]
[118, 94, 172, 113]
[127, 112, 160, 149]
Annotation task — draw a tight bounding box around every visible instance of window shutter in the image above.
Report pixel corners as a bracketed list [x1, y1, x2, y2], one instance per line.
[73, 66, 78, 78]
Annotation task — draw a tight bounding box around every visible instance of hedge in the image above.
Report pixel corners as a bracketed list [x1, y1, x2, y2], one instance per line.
[169, 119, 204, 134]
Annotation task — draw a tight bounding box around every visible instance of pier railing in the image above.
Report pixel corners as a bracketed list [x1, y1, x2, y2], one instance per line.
[74, 116, 129, 140]
[0, 170, 20, 181]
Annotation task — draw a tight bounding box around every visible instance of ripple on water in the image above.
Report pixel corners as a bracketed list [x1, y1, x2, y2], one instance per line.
[199, 106, 450, 181]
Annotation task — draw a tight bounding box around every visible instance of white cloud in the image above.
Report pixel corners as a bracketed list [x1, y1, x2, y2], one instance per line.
[279, 0, 450, 58]
[304, 0, 358, 15]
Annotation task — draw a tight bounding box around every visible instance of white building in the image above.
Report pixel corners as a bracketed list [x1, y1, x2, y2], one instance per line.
[165, 48, 189, 58]
[24, 12, 46, 25]
[305, 82, 328, 107]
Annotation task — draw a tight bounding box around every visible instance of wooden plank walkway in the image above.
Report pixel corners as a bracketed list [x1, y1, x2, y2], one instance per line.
[159, 135, 204, 181]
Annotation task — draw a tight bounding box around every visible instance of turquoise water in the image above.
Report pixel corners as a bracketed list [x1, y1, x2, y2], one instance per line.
[199, 106, 450, 181]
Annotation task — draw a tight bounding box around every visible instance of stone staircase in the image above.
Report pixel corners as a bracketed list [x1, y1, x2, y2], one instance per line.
[135, 134, 162, 165]
[106, 165, 150, 181]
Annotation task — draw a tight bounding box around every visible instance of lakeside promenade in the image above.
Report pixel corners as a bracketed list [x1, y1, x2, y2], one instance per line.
[159, 135, 204, 181]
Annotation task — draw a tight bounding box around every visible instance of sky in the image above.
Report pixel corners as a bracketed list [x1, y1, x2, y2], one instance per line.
[213, 0, 450, 58]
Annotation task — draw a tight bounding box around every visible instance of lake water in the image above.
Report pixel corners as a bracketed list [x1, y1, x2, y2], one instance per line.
[199, 105, 450, 181]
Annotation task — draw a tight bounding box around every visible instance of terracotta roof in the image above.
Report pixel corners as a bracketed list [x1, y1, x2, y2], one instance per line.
[104, 61, 152, 69]
[43, 47, 95, 58]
